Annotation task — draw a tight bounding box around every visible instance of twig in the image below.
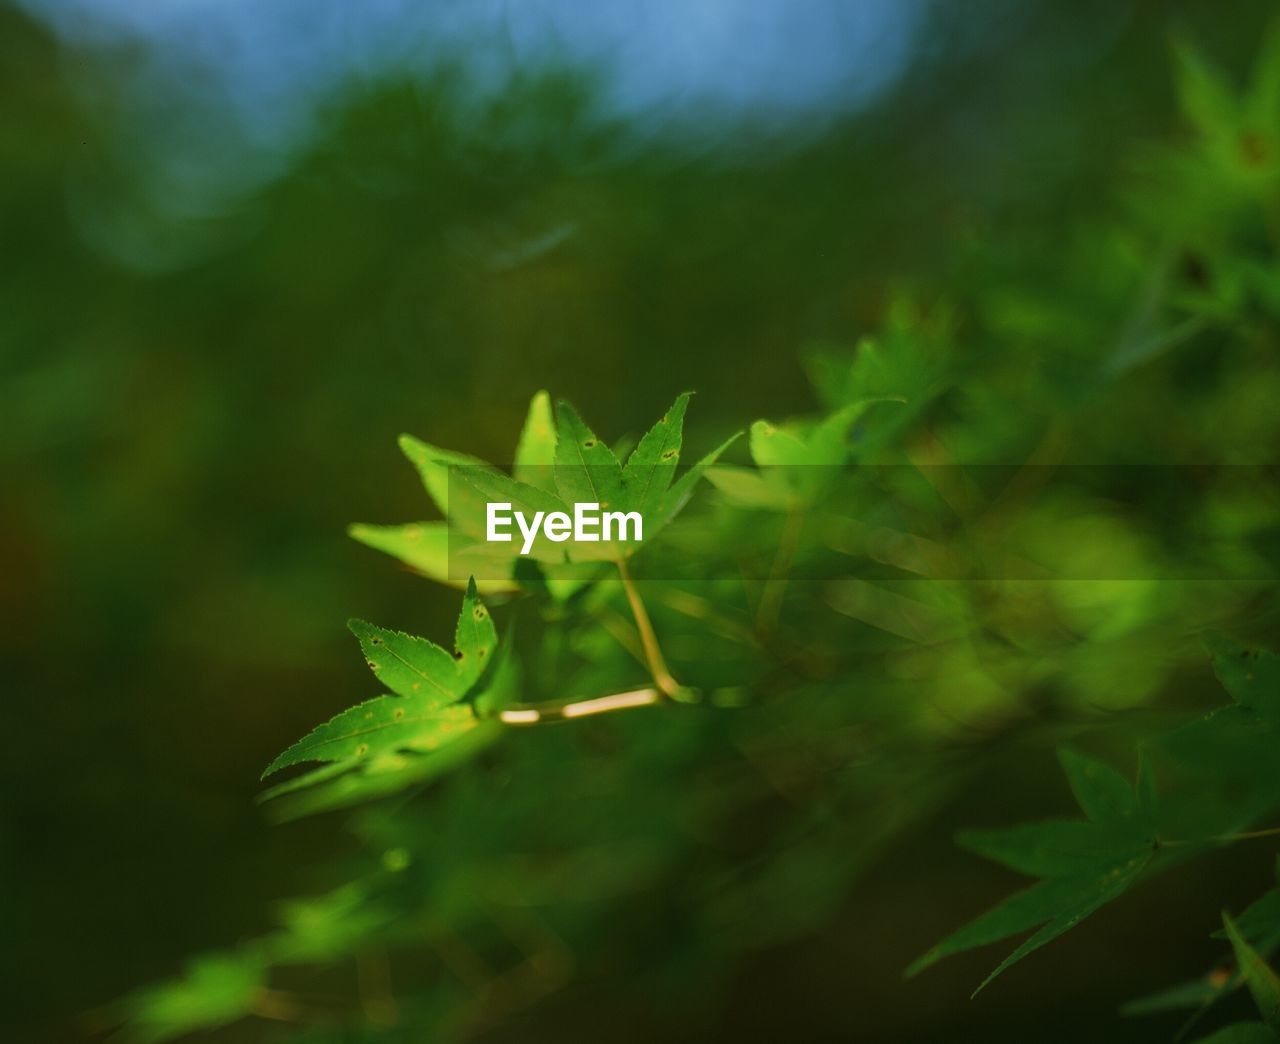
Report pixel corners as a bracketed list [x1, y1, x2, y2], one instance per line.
[615, 555, 680, 696]
[499, 687, 661, 726]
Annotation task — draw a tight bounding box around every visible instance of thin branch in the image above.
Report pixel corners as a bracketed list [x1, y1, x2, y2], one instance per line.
[499, 687, 660, 726]
[615, 555, 680, 696]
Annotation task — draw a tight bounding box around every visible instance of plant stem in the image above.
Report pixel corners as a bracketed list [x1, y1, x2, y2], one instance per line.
[756, 503, 804, 634]
[615, 555, 681, 697]
[498, 687, 661, 726]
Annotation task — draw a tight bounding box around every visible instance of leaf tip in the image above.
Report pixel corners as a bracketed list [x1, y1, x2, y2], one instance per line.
[903, 951, 936, 980]
[260, 752, 289, 781]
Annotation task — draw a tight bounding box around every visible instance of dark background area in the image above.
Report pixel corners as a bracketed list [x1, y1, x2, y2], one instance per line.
[3, 1, 1278, 1039]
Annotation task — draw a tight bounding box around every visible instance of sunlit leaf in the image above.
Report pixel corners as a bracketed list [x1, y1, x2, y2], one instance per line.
[514, 389, 558, 492]
[260, 580, 509, 809]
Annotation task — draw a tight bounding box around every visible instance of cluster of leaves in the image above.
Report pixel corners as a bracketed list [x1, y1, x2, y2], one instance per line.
[350, 392, 734, 596]
[910, 637, 1280, 1041]
[116, 26, 1280, 1044]
[255, 393, 737, 819]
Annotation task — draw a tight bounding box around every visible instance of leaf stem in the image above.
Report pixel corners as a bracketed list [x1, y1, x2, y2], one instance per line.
[1160, 825, 1280, 848]
[615, 555, 681, 697]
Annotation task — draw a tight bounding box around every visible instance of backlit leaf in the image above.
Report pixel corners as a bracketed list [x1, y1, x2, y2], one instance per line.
[514, 389, 557, 492]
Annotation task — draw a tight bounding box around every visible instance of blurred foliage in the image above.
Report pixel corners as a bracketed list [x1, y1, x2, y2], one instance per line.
[5, 0, 1280, 1041]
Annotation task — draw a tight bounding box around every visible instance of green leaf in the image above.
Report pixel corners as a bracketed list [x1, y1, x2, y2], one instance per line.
[957, 818, 1138, 878]
[472, 619, 522, 718]
[907, 746, 1156, 993]
[1058, 746, 1139, 824]
[453, 576, 498, 687]
[1206, 633, 1280, 716]
[513, 390, 557, 492]
[262, 721, 504, 819]
[260, 582, 508, 807]
[749, 419, 811, 470]
[348, 628, 459, 703]
[348, 519, 446, 579]
[969, 859, 1146, 995]
[1173, 37, 1240, 141]
[266, 884, 392, 964]
[1222, 862, 1280, 947]
[1122, 975, 1228, 1017]
[907, 858, 1150, 993]
[260, 694, 476, 778]
[347, 521, 520, 595]
[553, 400, 626, 510]
[1225, 911, 1280, 1031]
[397, 434, 489, 517]
[1126, 860, 1280, 1021]
[366, 397, 734, 584]
[651, 430, 742, 533]
[450, 467, 574, 562]
[621, 391, 691, 518]
[1160, 636, 1280, 831]
[123, 952, 264, 1043]
[704, 465, 792, 509]
[338, 578, 495, 702]
[804, 300, 951, 434]
[804, 398, 904, 465]
[739, 399, 903, 507]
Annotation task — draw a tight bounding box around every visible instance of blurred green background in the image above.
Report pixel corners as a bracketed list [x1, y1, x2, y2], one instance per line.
[4, 0, 1280, 1040]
